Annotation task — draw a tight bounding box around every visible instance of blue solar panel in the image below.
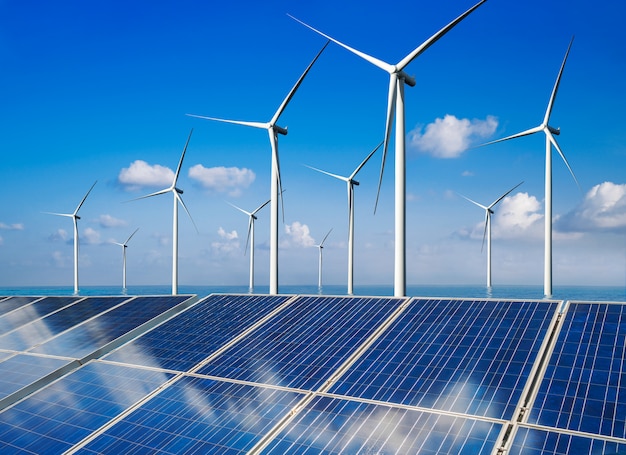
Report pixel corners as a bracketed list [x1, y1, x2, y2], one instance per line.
[527, 302, 626, 440]
[79, 375, 306, 454]
[0, 296, 79, 335]
[197, 296, 404, 390]
[30, 295, 191, 359]
[0, 354, 71, 400]
[105, 294, 293, 372]
[508, 426, 626, 455]
[0, 297, 40, 317]
[262, 395, 503, 454]
[0, 296, 128, 352]
[0, 362, 172, 454]
[329, 298, 559, 420]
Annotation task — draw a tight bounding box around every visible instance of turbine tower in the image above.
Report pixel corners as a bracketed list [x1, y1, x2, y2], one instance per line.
[188, 42, 328, 295]
[112, 228, 139, 292]
[46, 181, 97, 295]
[228, 197, 271, 293]
[131, 129, 196, 296]
[480, 37, 578, 297]
[290, 0, 487, 297]
[458, 182, 523, 288]
[305, 141, 381, 295]
[314, 228, 332, 293]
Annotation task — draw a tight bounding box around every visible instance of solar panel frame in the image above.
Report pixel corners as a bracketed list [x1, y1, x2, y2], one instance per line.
[507, 425, 626, 455]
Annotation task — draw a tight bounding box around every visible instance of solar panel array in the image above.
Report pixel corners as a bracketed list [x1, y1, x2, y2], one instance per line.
[0, 294, 624, 454]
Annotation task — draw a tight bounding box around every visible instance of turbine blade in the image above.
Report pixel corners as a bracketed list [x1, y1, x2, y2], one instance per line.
[488, 181, 524, 209]
[320, 227, 333, 247]
[44, 211, 74, 218]
[478, 125, 543, 148]
[480, 212, 489, 253]
[244, 218, 253, 256]
[304, 164, 347, 182]
[544, 36, 574, 125]
[174, 129, 193, 186]
[74, 181, 97, 216]
[288, 15, 395, 74]
[457, 192, 488, 210]
[125, 227, 140, 244]
[127, 188, 170, 202]
[186, 114, 268, 130]
[271, 40, 329, 125]
[269, 130, 286, 223]
[351, 140, 383, 180]
[374, 75, 398, 214]
[227, 201, 253, 217]
[397, 0, 487, 70]
[547, 132, 581, 191]
[175, 193, 199, 234]
[251, 197, 272, 216]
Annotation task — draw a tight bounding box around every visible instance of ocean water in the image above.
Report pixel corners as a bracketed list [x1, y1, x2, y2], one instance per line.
[1, 284, 624, 302]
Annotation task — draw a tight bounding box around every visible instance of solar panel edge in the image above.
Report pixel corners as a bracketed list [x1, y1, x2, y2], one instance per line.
[0, 296, 82, 338]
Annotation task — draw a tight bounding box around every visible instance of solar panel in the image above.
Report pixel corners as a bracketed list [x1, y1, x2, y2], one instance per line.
[526, 302, 626, 440]
[78, 375, 306, 454]
[328, 298, 560, 420]
[0, 296, 40, 317]
[104, 294, 293, 372]
[196, 296, 405, 390]
[261, 395, 503, 454]
[508, 426, 626, 455]
[0, 297, 80, 335]
[0, 362, 172, 454]
[0, 354, 71, 400]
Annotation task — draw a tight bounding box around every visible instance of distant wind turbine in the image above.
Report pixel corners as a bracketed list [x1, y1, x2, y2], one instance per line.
[130, 129, 196, 296]
[479, 37, 578, 297]
[290, 0, 488, 297]
[187, 42, 328, 295]
[46, 181, 97, 295]
[305, 141, 381, 295]
[228, 197, 271, 293]
[458, 181, 523, 288]
[314, 228, 332, 293]
[112, 227, 139, 292]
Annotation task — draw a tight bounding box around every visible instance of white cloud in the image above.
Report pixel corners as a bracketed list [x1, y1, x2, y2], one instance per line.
[557, 181, 626, 233]
[283, 221, 315, 248]
[49, 228, 68, 242]
[212, 227, 240, 255]
[493, 192, 543, 238]
[96, 214, 127, 228]
[188, 165, 255, 196]
[118, 160, 174, 190]
[409, 114, 498, 158]
[0, 222, 24, 230]
[218, 227, 238, 240]
[83, 227, 101, 245]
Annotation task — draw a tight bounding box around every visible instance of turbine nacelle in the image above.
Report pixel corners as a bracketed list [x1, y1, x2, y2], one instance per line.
[272, 124, 288, 136]
[398, 70, 416, 87]
[175, 187, 184, 194]
[353, 180, 360, 186]
[548, 125, 560, 135]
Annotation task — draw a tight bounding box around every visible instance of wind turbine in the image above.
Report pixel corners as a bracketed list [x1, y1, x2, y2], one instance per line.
[131, 129, 196, 296]
[46, 181, 97, 295]
[228, 197, 271, 293]
[112, 228, 139, 292]
[305, 141, 381, 295]
[479, 37, 578, 297]
[187, 42, 328, 295]
[458, 182, 523, 288]
[290, 0, 487, 297]
[314, 228, 333, 293]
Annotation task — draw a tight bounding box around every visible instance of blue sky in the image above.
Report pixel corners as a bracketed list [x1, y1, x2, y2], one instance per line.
[1, 0, 625, 290]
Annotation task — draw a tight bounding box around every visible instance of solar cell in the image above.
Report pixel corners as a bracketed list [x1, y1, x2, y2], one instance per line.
[104, 294, 293, 372]
[527, 302, 626, 440]
[261, 395, 503, 454]
[508, 426, 626, 455]
[196, 296, 404, 390]
[0, 354, 71, 400]
[78, 375, 306, 454]
[0, 362, 172, 454]
[29, 295, 191, 359]
[0, 296, 80, 335]
[0, 297, 40, 318]
[328, 298, 559, 420]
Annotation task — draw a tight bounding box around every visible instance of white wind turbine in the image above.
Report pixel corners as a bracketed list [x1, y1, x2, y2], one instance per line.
[46, 181, 97, 295]
[228, 197, 271, 293]
[458, 182, 523, 288]
[187, 42, 328, 295]
[112, 228, 139, 292]
[131, 129, 196, 296]
[480, 37, 578, 297]
[290, 0, 487, 297]
[305, 141, 381, 295]
[314, 228, 333, 293]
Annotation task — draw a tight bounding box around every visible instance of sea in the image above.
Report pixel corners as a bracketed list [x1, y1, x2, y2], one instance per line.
[1, 284, 625, 302]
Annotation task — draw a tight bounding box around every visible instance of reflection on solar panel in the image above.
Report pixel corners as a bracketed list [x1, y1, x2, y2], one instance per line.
[0, 294, 624, 454]
[0, 296, 40, 317]
[0, 296, 79, 334]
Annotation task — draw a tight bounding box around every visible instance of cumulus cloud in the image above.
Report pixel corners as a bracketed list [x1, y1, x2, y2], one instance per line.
[212, 227, 240, 255]
[557, 182, 626, 233]
[49, 228, 68, 242]
[188, 165, 255, 196]
[0, 222, 24, 230]
[96, 214, 127, 228]
[409, 114, 498, 158]
[283, 221, 315, 248]
[218, 227, 238, 240]
[83, 227, 102, 245]
[118, 160, 174, 190]
[493, 192, 543, 238]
